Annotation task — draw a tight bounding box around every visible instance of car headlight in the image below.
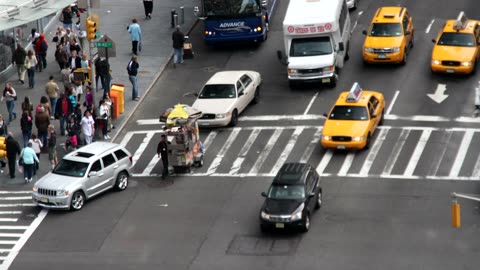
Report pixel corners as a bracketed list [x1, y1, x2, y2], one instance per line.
[322, 135, 331, 141]
[57, 190, 69, 196]
[461, 61, 473, 66]
[32, 185, 38, 192]
[392, 47, 400, 52]
[261, 211, 270, 220]
[352, 136, 364, 142]
[322, 66, 334, 72]
[290, 203, 305, 221]
[215, 113, 227, 119]
[288, 69, 298, 74]
[364, 47, 374, 53]
[431, 60, 441, 65]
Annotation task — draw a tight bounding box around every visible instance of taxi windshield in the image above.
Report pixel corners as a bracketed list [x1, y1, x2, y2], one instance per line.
[199, 84, 236, 99]
[437, 32, 475, 47]
[369, 23, 403, 37]
[290, 36, 333, 57]
[329, 106, 369, 121]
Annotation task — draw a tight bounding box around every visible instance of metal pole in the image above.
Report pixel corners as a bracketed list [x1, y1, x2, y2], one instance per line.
[180, 6, 184, 24]
[452, 192, 480, 202]
[174, 14, 178, 27]
[171, 9, 176, 28]
[87, 0, 96, 104]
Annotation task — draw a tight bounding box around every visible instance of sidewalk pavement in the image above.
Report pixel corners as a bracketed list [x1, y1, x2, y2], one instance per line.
[0, 0, 198, 184]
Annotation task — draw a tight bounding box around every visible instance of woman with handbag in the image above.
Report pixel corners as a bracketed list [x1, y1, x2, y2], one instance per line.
[1, 82, 17, 124]
[20, 142, 39, 183]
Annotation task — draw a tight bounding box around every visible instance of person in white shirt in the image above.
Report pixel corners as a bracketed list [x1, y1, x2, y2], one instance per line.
[80, 110, 95, 145]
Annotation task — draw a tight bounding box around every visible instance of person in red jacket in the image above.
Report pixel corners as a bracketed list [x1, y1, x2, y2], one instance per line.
[35, 34, 48, 72]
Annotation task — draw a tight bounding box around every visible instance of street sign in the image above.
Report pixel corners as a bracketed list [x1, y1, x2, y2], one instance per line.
[95, 32, 102, 39]
[95, 41, 112, 48]
[97, 34, 117, 58]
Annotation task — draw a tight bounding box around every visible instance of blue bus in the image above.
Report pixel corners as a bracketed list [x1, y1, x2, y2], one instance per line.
[200, 0, 269, 45]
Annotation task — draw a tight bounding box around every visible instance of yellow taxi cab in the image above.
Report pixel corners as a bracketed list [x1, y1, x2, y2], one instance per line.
[362, 6, 414, 64]
[321, 83, 385, 150]
[431, 12, 480, 74]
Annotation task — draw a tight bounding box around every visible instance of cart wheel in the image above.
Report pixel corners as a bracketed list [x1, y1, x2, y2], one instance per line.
[196, 156, 204, 167]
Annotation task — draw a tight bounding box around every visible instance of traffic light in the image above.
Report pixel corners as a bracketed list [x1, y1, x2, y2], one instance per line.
[451, 202, 461, 228]
[86, 17, 97, 40]
[0, 137, 6, 158]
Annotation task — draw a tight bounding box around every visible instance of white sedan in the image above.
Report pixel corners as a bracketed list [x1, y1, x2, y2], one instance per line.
[192, 71, 262, 127]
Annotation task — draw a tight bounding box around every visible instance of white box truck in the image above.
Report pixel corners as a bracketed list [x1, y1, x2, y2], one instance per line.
[278, 0, 351, 88]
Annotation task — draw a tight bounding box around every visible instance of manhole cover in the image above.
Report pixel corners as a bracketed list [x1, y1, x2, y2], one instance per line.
[226, 235, 299, 256]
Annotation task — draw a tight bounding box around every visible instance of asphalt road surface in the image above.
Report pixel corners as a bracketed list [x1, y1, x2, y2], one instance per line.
[8, 0, 480, 269]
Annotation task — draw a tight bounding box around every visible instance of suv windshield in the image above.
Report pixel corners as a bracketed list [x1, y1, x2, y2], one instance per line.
[199, 84, 236, 99]
[369, 23, 403, 37]
[329, 105, 369, 120]
[290, 37, 333, 57]
[52, 159, 90, 177]
[437, 33, 475, 47]
[267, 185, 305, 200]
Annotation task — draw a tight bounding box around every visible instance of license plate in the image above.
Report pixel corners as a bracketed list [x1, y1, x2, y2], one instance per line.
[39, 197, 48, 203]
[321, 78, 331, 83]
[275, 223, 285, 228]
[201, 122, 209, 126]
[446, 69, 455, 73]
[337, 145, 346, 150]
[377, 54, 386, 59]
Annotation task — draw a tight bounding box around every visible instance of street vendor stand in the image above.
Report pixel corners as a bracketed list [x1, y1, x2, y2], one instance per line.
[160, 104, 204, 173]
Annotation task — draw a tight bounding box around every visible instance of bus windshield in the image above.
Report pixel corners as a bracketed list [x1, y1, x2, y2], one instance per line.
[204, 0, 261, 17]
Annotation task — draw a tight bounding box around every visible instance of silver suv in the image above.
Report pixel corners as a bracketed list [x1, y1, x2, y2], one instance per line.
[32, 142, 133, 211]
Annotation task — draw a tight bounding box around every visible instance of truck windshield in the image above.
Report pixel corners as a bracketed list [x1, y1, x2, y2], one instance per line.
[369, 23, 403, 37]
[290, 37, 333, 57]
[437, 33, 475, 47]
[204, 0, 261, 17]
[328, 106, 369, 120]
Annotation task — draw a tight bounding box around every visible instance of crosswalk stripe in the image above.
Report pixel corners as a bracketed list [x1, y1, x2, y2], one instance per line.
[316, 150, 333, 175]
[131, 131, 155, 168]
[249, 129, 283, 174]
[382, 129, 410, 176]
[0, 197, 31, 201]
[270, 128, 304, 175]
[428, 131, 453, 177]
[0, 240, 16, 245]
[120, 131, 135, 147]
[229, 128, 261, 175]
[359, 129, 389, 176]
[0, 218, 18, 222]
[404, 129, 432, 176]
[0, 204, 35, 208]
[0, 233, 22, 238]
[338, 152, 355, 176]
[0, 226, 28, 230]
[450, 130, 474, 177]
[471, 152, 480, 177]
[0, 191, 31, 194]
[140, 154, 161, 177]
[0, 212, 21, 215]
[299, 128, 322, 163]
[203, 131, 218, 150]
[206, 128, 241, 175]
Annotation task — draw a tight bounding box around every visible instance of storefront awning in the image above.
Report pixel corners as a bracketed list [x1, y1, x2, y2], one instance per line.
[0, 0, 75, 32]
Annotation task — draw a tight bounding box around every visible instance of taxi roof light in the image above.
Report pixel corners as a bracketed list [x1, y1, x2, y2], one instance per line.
[453, 11, 468, 31]
[346, 82, 363, 103]
[383, 14, 395, 19]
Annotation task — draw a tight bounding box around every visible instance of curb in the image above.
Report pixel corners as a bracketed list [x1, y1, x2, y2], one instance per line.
[111, 19, 200, 143]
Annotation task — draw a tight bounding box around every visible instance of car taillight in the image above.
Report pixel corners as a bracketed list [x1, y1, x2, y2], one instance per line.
[129, 156, 133, 164]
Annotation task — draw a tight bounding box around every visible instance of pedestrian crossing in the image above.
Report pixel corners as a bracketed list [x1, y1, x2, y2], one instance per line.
[120, 125, 480, 180]
[0, 190, 47, 269]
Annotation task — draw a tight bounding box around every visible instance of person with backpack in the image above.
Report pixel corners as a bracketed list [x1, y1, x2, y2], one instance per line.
[55, 93, 72, 136]
[35, 34, 48, 72]
[1, 82, 17, 124]
[35, 106, 50, 150]
[20, 110, 33, 148]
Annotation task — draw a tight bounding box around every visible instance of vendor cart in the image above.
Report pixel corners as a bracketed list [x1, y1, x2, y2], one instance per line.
[160, 104, 204, 173]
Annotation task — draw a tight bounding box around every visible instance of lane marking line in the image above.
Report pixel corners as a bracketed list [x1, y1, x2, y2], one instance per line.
[0, 211, 21, 215]
[299, 128, 323, 163]
[303, 93, 319, 115]
[426, 19, 435, 33]
[404, 129, 432, 176]
[139, 154, 161, 177]
[449, 130, 474, 177]
[0, 218, 18, 222]
[0, 233, 22, 238]
[131, 131, 155, 168]
[338, 152, 355, 176]
[428, 131, 453, 177]
[249, 129, 283, 174]
[202, 130, 218, 151]
[2, 209, 48, 270]
[316, 150, 333, 175]
[270, 127, 303, 175]
[229, 128, 261, 175]
[386, 90, 399, 115]
[359, 128, 389, 176]
[206, 128, 241, 175]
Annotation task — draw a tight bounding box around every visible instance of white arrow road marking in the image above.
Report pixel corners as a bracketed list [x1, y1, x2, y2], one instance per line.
[427, 83, 449, 103]
[425, 19, 435, 33]
[450, 130, 474, 177]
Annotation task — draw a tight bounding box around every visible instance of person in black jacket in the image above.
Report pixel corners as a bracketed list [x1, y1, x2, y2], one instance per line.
[157, 134, 169, 179]
[20, 110, 33, 147]
[67, 50, 82, 71]
[12, 44, 27, 84]
[5, 132, 21, 178]
[172, 26, 185, 68]
[127, 56, 140, 101]
[61, 6, 74, 30]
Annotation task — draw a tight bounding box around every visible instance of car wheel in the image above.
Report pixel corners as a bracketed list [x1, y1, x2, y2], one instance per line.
[410, 32, 414, 48]
[252, 87, 260, 104]
[70, 191, 85, 211]
[288, 80, 297, 89]
[364, 133, 371, 149]
[345, 42, 350, 61]
[379, 109, 384, 125]
[301, 213, 310, 233]
[260, 224, 268, 233]
[115, 171, 129, 191]
[329, 72, 338, 88]
[315, 189, 323, 210]
[196, 156, 204, 167]
[229, 110, 238, 127]
[401, 48, 407, 65]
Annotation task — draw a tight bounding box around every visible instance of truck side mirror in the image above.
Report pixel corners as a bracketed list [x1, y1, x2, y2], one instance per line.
[362, 30, 367, 35]
[338, 42, 345, 52]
